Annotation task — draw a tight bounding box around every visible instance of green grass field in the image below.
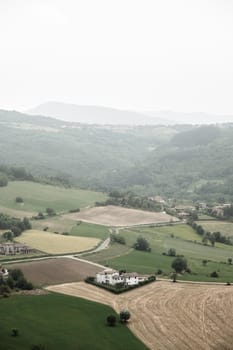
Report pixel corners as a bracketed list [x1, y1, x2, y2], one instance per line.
[197, 220, 233, 237]
[86, 224, 233, 282]
[0, 293, 147, 350]
[0, 181, 107, 215]
[70, 222, 109, 240]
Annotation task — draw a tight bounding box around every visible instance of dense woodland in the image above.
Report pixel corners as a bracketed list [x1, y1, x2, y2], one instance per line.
[1, 110, 233, 202]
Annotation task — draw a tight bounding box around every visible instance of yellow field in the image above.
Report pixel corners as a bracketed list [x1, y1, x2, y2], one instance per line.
[16, 230, 100, 254]
[47, 281, 233, 350]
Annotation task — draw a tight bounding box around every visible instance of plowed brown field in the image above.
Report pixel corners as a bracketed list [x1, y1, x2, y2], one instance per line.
[65, 205, 178, 227]
[9, 258, 102, 286]
[47, 281, 233, 350]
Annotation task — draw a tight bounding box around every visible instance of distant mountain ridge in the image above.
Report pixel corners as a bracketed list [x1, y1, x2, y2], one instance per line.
[27, 101, 233, 125]
[26, 102, 176, 125]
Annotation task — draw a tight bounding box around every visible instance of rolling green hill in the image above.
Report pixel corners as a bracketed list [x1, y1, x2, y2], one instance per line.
[86, 224, 233, 282]
[1, 109, 233, 201]
[0, 181, 106, 215]
[0, 293, 147, 350]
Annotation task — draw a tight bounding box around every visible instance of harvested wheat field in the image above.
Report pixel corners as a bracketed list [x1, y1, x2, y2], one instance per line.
[65, 205, 178, 227]
[47, 280, 233, 350]
[9, 258, 102, 286]
[16, 230, 100, 254]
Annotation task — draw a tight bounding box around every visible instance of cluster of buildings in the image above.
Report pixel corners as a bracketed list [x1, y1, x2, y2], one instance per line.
[0, 242, 34, 255]
[96, 268, 149, 286]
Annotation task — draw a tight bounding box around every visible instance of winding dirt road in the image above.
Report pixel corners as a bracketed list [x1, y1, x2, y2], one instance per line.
[47, 280, 233, 350]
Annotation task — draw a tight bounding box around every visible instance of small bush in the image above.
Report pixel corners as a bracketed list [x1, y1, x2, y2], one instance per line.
[167, 248, 176, 257]
[119, 310, 131, 323]
[46, 208, 56, 216]
[106, 315, 117, 327]
[110, 233, 126, 245]
[15, 197, 24, 203]
[69, 208, 80, 213]
[11, 328, 19, 337]
[210, 271, 219, 278]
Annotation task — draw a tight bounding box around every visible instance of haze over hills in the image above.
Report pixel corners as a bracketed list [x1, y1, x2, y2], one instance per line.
[27, 102, 163, 125]
[27, 101, 233, 125]
[2, 108, 233, 202]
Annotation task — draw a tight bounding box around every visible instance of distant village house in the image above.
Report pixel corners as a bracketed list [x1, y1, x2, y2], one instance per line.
[0, 242, 34, 255]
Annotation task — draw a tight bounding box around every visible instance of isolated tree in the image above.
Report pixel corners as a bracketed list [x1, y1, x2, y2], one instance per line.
[167, 248, 176, 257]
[31, 345, 45, 350]
[106, 315, 117, 327]
[202, 259, 208, 266]
[133, 236, 151, 252]
[0, 173, 8, 187]
[2, 231, 13, 241]
[15, 196, 24, 203]
[228, 258, 232, 265]
[171, 257, 187, 273]
[171, 272, 177, 283]
[46, 208, 56, 216]
[119, 310, 131, 323]
[36, 212, 45, 219]
[11, 328, 19, 337]
[210, 271, 219, 278]
[208, 235, 216, 247]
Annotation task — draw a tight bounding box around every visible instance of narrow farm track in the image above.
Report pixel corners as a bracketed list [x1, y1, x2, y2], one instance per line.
[47, 281, 233, 350]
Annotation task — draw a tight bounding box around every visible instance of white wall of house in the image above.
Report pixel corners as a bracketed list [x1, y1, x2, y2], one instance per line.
[96, 269, 147, 286]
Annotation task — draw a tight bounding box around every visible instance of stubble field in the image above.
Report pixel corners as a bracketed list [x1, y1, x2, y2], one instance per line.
[47, 280, 233, 350]
[16, 230, 100, 254]
[65, 205, 178, 226]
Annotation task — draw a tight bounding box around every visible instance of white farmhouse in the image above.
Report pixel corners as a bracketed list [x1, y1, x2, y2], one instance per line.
[96, 268, 148, 286]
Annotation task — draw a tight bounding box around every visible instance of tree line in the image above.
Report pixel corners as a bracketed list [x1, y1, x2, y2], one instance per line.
[96, 191, 161, 212]
[188, 221, 232, 246]
[0, 213, 31, 239]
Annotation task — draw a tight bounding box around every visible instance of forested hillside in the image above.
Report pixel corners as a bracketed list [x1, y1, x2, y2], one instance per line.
[1, 109, 233, 202]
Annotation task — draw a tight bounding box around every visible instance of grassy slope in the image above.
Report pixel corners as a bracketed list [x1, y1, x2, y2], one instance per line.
[0, 181, 107, 214]
[86, 224, 233, 282]
[0, 293, 147, 350]
[70, 222, 109, 240]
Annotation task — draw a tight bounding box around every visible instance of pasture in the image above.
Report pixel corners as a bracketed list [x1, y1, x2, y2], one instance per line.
[7, 258, 102, 286]
[70, 222, 109, 239]
[16, 230, 100, 254]
[66, 205, 178, 226]
[197, 220, 233, 237]
[47, 280, 233, 350]
[0, 293, 147, 350]
[0, 181, 107, 215]
[85, 224, 233, 282]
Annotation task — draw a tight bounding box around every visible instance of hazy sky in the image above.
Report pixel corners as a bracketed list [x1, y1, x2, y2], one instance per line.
[0, 0, 233, 113]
